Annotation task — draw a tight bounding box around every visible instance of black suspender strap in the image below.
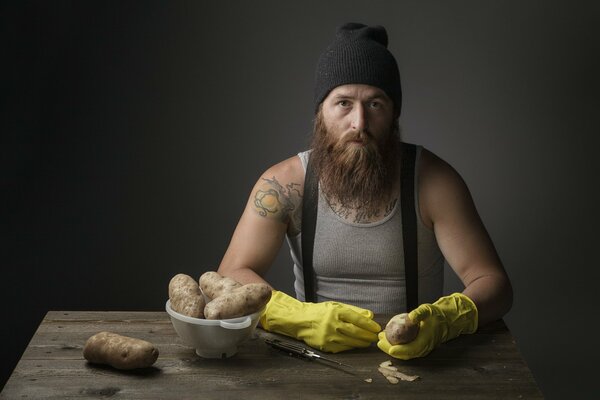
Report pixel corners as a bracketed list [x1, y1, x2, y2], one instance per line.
[301, 153, 319, 302]
[401, 143, 419, 311]
[302, 143, 419, 309]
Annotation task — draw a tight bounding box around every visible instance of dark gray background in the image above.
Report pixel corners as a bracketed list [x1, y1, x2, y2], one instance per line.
[2, 1, 598, 397]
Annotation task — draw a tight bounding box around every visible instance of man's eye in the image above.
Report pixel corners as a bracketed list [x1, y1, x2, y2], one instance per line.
[369, 101, 381, 108]
[338, 100, 350, 107]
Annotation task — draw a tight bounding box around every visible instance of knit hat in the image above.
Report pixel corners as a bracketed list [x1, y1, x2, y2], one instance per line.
[314, 22, 402, 115]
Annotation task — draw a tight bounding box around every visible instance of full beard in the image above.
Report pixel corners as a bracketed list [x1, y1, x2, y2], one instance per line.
[309, 110, 401, 215]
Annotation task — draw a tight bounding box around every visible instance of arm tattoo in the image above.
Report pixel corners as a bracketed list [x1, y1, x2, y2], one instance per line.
[253, 176, 302, 223]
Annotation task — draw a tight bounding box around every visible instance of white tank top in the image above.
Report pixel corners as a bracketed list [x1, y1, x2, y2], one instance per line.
[285, 147, 444, 314]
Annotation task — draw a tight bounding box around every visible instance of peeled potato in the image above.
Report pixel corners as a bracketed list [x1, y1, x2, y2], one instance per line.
[384, 313, 420, 345]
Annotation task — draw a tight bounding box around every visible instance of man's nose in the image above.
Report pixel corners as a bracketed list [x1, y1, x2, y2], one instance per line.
[350, 104, 368, 132]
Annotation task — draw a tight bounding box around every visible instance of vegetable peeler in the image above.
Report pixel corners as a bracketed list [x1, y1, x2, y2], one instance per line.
[264, 338, 353, 368]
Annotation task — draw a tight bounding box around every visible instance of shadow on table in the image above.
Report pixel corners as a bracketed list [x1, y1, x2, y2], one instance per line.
[84, 362, 162, 378]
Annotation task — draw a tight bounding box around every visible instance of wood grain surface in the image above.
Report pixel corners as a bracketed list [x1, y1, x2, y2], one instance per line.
[0, 311, 542, 399]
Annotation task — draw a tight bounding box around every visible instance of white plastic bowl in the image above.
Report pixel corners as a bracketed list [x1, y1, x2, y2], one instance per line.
[165, 300, 263, 358]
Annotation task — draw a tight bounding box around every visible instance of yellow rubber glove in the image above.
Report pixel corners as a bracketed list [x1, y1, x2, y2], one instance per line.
[259, 290, 381, 353]
[377, 293, 478, 360]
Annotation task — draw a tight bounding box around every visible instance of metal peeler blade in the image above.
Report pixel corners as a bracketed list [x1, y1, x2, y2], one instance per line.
[264, 338, 353, 368]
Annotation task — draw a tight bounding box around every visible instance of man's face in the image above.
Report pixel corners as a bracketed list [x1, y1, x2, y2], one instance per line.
[310, 84, 400, 212]
[320, 84, 395, 149]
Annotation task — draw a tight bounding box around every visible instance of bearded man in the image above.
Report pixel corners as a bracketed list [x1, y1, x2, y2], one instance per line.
[217, 23, 513, 359]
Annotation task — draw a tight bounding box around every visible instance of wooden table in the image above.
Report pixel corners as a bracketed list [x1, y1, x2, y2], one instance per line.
[1, 311, 542, 399]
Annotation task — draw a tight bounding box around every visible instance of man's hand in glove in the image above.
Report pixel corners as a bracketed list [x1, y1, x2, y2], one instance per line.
[377, 293, 478, 360]
[259, 290, 381, 353]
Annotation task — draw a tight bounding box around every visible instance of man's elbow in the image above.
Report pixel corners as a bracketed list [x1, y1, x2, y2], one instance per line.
[501, 276, 514, 316]
[485, 271, 514, 318]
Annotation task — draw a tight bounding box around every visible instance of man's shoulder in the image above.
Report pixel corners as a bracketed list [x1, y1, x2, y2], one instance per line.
[251, 154, 305, 233]
[260, 153, 306, 187]
[418, 146, 464, 184]
[418, 146, 471, 227]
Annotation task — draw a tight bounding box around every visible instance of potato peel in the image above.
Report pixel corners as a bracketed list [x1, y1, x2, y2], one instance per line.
[378, 360, 420, 383]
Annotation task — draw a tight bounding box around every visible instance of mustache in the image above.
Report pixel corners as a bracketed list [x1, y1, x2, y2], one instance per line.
[339, 130, 374, 146]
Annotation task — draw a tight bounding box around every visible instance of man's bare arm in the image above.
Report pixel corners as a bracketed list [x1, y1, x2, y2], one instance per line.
[420, 149, 513, 327]
[217, 156, 303, 286]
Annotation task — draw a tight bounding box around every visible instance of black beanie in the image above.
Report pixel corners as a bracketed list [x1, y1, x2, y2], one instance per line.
[314, 22, 402, 115]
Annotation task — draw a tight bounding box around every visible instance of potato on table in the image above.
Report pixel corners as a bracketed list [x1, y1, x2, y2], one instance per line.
[204, 283, 272, 319]
[199, 271, 242, 300]
[83, 331, 159, 370]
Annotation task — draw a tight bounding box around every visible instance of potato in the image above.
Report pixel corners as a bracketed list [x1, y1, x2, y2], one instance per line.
[199, 271, 242, 300]
[168, 273, 200, 299]
[384, 313, 420, 345]
[168, 273, 205, 318]
[170, 293, 206, 318]
[204, 283, 272, 319]
[83, 331, 159, 370]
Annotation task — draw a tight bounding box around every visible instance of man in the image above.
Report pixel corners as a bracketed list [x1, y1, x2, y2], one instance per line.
[217, 23, 512, 359]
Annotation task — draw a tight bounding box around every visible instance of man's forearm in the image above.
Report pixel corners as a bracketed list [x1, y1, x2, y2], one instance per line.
[462, 274, 513, 327]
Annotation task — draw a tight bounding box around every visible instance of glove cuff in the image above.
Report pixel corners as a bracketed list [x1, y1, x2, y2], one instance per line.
[259, 290, 307, 336]
[437, 293, 478, 339]
[455, 293, 478, 333]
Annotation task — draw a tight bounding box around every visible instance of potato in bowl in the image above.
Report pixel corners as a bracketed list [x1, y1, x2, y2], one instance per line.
[166, 271, 271, 358]
[166, 299, 264, 358]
